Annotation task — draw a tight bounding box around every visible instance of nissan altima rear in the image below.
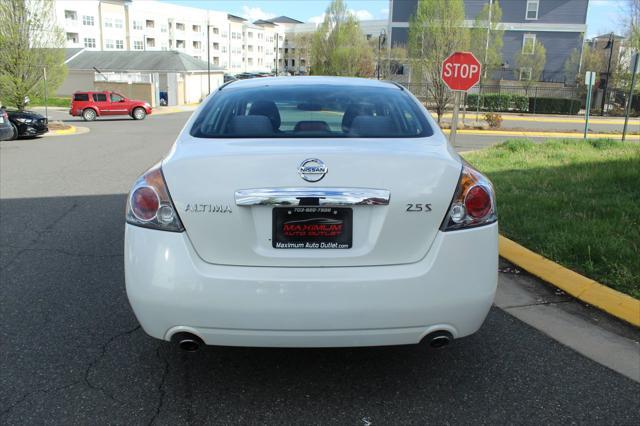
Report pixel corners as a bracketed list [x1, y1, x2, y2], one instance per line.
[124, 76, 498, 349]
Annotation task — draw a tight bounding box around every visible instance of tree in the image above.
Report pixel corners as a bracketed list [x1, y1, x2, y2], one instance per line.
[469, 0, 504, 81]
[408, 0, 469, 123]
[564, 45, 606, 86]
[0, 0, 67, 110]
[310, 0, 375, 77]
[513, 40, 546, 93]
[284, 32, 313, 74]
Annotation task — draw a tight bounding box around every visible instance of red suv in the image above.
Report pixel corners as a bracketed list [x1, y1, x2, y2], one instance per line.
[70, 91, 152, 121]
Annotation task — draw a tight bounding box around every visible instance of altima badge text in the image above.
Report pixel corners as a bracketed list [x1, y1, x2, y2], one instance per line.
[185, 204, 233, 213]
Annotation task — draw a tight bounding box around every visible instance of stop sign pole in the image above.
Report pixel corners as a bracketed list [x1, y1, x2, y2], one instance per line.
[441, 52, 482, 146]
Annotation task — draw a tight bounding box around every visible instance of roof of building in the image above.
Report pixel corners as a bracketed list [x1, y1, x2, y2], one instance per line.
[227, 13, 247, 22]
[64, 48, 84, 62]
[269, 16, 304, 24]
[65, 50, 224, 73]
[593, 33, 625, 40]
[253, 19, 277, 26]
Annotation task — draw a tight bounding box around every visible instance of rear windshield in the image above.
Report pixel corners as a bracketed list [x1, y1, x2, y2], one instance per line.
[74, 93, 89, 101]
[190, 84, 433, 138]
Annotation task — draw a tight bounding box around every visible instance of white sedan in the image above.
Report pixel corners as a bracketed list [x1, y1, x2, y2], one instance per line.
[125, 77, 498, 351]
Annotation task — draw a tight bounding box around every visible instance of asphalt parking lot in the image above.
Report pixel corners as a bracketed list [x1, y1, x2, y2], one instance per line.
[1, 112, 639, 424]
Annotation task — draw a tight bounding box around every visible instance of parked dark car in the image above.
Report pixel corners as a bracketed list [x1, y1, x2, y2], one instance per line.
[223, 74, 237, 83]
[0, 107, 15, 141]
[7, 109, 48, 138]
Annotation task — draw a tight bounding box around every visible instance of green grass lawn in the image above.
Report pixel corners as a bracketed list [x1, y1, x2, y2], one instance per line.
[28, 96, 71, 108]
[464, 139, 640, 299]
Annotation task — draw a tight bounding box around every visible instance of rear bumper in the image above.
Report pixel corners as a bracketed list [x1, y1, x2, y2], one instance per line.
[125, 222, 498, 347]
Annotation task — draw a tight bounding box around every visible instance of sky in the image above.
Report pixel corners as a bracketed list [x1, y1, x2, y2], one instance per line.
[160, 0, 627, 38]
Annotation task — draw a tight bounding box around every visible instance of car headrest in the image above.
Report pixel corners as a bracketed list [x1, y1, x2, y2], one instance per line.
[341, 103, 375, 132]
[227, 115, 273, 136]
[348, 116, 398, 137]
[294, 121, 330, 132]
[249, 100, 281, 130]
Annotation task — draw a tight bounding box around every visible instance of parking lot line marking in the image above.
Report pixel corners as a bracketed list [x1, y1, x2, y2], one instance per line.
[499, 236, 640, 327]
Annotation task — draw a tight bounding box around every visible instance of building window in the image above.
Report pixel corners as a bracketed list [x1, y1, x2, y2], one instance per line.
[176, 23, 185, 31]
[64, 10, 77, 21]
[522, 33, 536, 54]
[222, 31, 228, 38]
[193, 41, 201, 49]
[213, 57, 219, 66]
[116, 40, 124, 49]
[526, 0, 539, 20]
[221, 46, 227, 53]
[104, 18, 113, 28]
[248, 32, 253, 39]
[146, 19, 154, 29]
[115, 18, 123, 29]
[84, 38, 96, 48]
[192, 24, 201, 32]
[66, 33, 79, 43]
[213, 42, 219, 50]
[105, 39, 114, 49]
[133, 20, 143, 30]
[134, 40, 144, 50]
[160, 24, 167, 33]
[519, 67, 533, 81]
[177, 40, 185, 49]
[212, 27, 219, 35]
[146, 37, 156, 48]
[82, 15, 94, 26]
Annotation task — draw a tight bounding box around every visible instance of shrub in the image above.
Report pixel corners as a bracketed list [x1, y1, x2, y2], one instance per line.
[484, 112, 503, 128]
[529, 97, 580, 114]
[466, 94, 528, 112]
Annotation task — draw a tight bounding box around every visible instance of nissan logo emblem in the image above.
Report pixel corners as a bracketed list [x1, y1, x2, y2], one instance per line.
[298, 158, 328, 182]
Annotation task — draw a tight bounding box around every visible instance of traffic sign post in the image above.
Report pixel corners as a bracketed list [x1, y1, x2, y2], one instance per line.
[622, 52, 639, 142]
[583, 71, 596, 140]
[441, 52, 482, 147]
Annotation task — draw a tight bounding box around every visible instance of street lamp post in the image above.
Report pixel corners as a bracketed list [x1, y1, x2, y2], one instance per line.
[600, 32, 615, 116]
[377, 29, 386, 80]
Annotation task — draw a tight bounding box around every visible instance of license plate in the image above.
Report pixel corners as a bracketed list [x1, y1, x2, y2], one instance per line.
[272, 207, 352, 249]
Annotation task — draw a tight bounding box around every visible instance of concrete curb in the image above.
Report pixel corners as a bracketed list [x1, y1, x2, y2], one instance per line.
[433, 112, 640, 125]
[499, 235, 640, 327]
[43, 125, 90, 137]
[442, 128, 640, 140]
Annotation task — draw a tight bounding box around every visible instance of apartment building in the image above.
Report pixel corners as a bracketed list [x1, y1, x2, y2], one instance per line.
[389, 0, 589, 82]
[54, 0, 286, 74]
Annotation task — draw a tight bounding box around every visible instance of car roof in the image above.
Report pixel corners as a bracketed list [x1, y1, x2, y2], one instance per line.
[222, 76, 402, 91]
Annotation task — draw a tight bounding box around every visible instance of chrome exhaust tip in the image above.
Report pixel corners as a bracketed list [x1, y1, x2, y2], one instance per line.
[171, 332, 204, 352]
[424, 331, 453, 348]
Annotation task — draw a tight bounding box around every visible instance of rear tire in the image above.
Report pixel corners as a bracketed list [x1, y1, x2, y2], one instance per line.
[82, 108, 97, 121]
[8, 123, 18, 140]
[132, 107, 146, 120]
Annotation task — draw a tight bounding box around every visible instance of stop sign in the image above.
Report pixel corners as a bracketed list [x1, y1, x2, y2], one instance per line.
[441, 52, 482, 91]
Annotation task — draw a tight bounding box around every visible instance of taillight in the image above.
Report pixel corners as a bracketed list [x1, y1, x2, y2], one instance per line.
[126, 163, 184, 232]
[441, 163, 497, 231]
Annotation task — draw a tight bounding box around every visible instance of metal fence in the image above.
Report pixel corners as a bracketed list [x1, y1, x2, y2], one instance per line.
[397, 83, 581, 114]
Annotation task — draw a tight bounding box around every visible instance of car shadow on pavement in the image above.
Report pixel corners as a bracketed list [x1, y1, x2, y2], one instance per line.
[1, 193, 639, 424]
[62, 118, 136, 123]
